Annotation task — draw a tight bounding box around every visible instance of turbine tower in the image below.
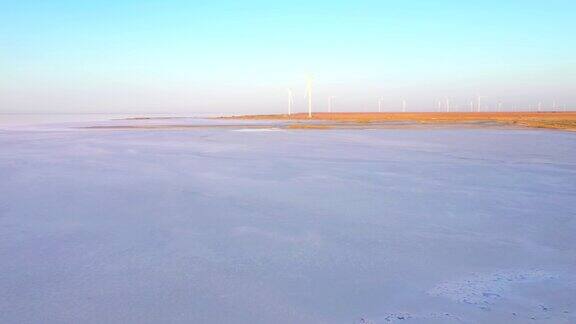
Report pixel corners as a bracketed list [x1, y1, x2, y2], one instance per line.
[445, 98, 450, 112]
[287, 88, 294, 116]
[306, 76, 313, 118]
[378, 97, 384, 113]
[402, 99, 407, 113]
[477, 95, 484, 112]
[328, 96, 335, 113]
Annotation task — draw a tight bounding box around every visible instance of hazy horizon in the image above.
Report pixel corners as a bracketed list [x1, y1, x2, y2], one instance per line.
[1, 0, 575, 114]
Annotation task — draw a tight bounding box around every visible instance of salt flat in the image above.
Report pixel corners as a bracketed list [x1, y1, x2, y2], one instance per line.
[0, 119, 575, 323]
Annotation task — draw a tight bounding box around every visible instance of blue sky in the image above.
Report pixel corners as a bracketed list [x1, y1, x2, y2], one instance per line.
[1, 0, 575, 113]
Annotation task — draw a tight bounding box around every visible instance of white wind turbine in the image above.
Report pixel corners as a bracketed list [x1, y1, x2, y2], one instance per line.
[328, 96, 335, 113]
[476, 95, 485, 112]
[306, 76, 313, 118]
[378, 97, 384, 113]
[286, 88, 294, 116]
[402, 99, 407, 112]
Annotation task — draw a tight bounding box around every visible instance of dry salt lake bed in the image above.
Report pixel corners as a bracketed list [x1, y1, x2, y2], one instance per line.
[1, 116, 575, 323]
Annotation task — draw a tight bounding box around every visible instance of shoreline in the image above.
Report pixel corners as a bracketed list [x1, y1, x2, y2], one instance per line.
[221, 112, 576, 131]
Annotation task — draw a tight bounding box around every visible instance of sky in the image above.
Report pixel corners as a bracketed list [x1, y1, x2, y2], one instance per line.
[1, 0, 575, 114]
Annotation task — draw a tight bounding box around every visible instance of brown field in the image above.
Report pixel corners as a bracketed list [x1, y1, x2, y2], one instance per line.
[224, 112, 576, 131]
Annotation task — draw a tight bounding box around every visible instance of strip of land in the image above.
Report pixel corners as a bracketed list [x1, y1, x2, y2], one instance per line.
[224, 112, 576, 131]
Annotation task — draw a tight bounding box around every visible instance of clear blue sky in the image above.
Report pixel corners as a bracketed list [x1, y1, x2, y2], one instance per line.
[1, 0, 575, 113]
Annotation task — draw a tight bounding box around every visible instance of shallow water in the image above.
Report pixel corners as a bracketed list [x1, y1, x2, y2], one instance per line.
[1, 117, 575, 323]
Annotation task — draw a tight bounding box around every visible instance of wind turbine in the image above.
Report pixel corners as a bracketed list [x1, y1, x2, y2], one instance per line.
[306, 76, 313, 118]
[378, 97, 384, 113]
[538, 102, 542, 112]
[286, 88, 294, 116]
[328, 96, 335, 113]
[476, 95, 485, 112]
[402, 99, 407, 113]
[445, 98, 451, 112]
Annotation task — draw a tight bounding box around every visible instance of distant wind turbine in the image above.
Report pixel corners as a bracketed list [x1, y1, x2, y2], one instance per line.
[328, 96, 335, 113]
[378, 97, 384, 113]
[477, 95, 485, 112]
[286, 88, 294, 116]
[402, 99, 407, 113]
[445, 98, 451, 112]
[306, 76, 313, 118]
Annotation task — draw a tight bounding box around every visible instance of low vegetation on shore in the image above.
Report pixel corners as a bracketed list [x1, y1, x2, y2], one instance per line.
[224, 112, 576, 131]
